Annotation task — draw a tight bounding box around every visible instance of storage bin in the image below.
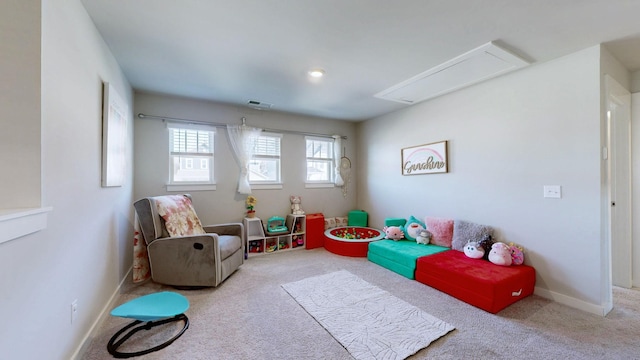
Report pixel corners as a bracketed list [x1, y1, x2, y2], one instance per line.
[305, 213, 325, 249]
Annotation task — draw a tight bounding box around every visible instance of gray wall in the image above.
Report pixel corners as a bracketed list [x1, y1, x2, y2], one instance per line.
[357, 46, 609, 313]
[0, 1, 134, 359]
[134, 92, 358, 224]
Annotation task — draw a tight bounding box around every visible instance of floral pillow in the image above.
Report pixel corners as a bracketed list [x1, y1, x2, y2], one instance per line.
[156, 195, 206, 236]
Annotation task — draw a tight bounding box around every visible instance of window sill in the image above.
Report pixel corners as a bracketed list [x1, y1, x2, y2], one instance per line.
[251, 184, 284, 190]
[0, 207, 53, 245]
[166, 184, 217, 192]
[305, 183, 335, 189]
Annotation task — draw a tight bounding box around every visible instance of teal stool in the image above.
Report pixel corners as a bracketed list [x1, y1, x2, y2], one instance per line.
[107, 291, 189, 358]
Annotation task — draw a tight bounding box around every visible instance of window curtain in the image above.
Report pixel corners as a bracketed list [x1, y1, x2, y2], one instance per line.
[333, 135, 344, 186]
[227, 125, 262, 194]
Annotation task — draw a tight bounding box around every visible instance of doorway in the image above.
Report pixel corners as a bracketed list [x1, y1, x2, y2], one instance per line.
[605, 75, 632, 291]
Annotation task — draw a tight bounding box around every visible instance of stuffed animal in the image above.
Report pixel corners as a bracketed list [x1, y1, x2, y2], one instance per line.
[488, 242, 512, 266]
[403, 216, 425, 241]
[508, 242, 525, 265]
[290, 195, 305, 215]
[463, 241, 485, 259]
[415, 229, 432, 245]
[382, 226, 405, 241]
[478, 234, 495, 260]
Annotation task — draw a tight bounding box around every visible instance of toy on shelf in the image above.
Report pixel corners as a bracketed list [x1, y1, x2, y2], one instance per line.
[248, 240, 263, 253]
[278, 238, 289, 250]
[265, 216, 289, 235]
[291, 235, 304, 248]
[290, 195, 305, 215]
[246, 195, 257, 218]
[265, 239, 278, 253]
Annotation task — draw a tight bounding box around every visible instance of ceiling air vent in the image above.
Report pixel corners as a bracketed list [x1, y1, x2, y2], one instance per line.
[374, 41, 529, 105]
[246, 100, 272, 110]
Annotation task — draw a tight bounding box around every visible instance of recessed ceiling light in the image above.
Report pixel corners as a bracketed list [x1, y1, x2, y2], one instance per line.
[308, 69, 325, 78]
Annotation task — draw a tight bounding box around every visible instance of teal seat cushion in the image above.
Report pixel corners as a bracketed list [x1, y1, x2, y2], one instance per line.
[111, 291, 189, 321]
[367, 240, 449, 279]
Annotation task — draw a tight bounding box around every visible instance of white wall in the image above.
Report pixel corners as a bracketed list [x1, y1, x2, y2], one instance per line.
[0, 0, 41, 208]
[0, 1, 134, 359]
[357, 46, 608, 313]
[134, 92, 357, 224]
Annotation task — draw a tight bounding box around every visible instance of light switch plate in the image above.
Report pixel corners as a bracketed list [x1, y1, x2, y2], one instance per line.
[544, 185, 561, 199]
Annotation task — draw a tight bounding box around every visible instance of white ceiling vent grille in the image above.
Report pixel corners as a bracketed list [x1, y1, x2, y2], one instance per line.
[374, 41, 529, 105]
[246, 100, 272, 110]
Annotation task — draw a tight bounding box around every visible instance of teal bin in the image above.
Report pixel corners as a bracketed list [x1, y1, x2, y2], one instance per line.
[348, 210, 368, 227]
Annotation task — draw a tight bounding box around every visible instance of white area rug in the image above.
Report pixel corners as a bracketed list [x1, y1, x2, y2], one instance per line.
[282, 270, 455, 360]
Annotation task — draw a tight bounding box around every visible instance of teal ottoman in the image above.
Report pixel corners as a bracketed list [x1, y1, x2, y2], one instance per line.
[348, 210, 368, 226]
[367, 240, 449, 279]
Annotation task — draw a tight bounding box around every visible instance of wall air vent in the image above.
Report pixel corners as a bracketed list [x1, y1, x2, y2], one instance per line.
[374, 41, 529, 105]
[246, 100, 272, 110]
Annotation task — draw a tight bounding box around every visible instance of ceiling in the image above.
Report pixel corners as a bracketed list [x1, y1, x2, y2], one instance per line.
[81, 0, 640, 121]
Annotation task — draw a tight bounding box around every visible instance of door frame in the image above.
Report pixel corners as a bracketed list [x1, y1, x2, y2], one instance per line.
[604, 74, 632, 295]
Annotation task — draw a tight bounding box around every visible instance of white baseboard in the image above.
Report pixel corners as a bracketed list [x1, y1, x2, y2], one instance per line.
[534, 286, 610, 316]
[70, 266, 132, 360]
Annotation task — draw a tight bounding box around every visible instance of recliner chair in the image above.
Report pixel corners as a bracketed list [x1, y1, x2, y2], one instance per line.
[133, 194, 244, 287]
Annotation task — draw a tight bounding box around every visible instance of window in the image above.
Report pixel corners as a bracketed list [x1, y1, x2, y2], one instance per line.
[168, 123, 215, 185]
[306, 136, 334, 184]
[249, 133, 281, 184]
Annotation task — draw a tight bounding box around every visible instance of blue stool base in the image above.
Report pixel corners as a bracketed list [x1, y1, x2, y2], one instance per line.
[107, 314, 189, 358]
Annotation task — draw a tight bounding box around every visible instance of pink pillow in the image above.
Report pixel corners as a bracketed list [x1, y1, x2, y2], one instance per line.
[425, 216, 454, 247]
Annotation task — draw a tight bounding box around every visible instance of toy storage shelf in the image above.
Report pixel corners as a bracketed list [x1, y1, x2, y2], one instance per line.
[244, 215, 305, 257]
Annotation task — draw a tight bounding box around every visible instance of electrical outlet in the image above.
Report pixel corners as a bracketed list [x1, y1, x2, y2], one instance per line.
[543, 185, 562, 199]
[71, 299, 78, 324]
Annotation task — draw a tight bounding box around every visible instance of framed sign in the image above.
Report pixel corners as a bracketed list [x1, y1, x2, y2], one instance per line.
[101, 82, 128, 187]
[401, 140, 448, 175]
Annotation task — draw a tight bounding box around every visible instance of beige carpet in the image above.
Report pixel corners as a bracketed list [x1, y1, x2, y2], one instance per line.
[82, 248, 640, 359]
[282, 270, 454, 360]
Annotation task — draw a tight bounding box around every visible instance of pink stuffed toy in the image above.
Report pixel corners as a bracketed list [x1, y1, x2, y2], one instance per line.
[382, 226, 405, 241]
[488, 242, 512, 266]
[509, 242, 524, 265]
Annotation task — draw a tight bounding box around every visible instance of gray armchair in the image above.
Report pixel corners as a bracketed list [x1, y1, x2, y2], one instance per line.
[133, 194, 244, 287]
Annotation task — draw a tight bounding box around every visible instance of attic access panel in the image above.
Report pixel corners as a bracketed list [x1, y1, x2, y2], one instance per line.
[374, 42, 529, 104]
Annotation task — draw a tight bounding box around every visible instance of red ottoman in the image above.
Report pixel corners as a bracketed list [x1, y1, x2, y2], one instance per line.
[415, 250, 535, 314]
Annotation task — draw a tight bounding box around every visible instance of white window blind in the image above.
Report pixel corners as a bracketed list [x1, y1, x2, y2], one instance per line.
[305, 136, 334, 183]
[249, 133, 281, 183]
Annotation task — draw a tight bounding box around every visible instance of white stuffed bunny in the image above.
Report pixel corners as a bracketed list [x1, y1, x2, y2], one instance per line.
[416, 229, 432, 245]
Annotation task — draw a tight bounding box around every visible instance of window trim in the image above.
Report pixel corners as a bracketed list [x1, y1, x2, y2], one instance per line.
[305, 136, 335, 186]
[249, 132, 283, 186]
[166, 122, 216, 190]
